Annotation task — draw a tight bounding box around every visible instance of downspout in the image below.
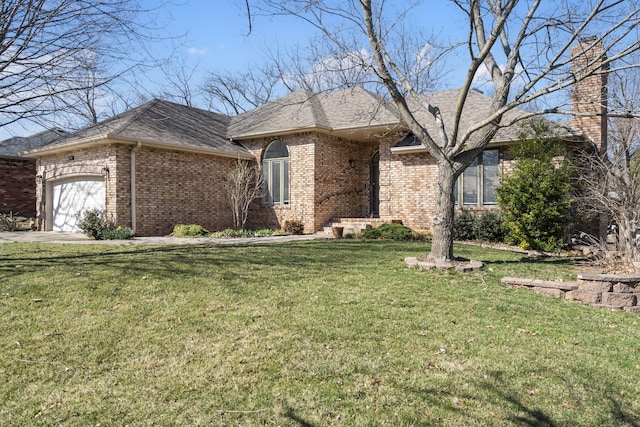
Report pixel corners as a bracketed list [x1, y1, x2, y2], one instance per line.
[131, 141, 142, 234]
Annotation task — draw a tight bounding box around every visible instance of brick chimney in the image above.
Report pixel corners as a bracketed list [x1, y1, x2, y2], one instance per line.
[570, 37, 608, 153]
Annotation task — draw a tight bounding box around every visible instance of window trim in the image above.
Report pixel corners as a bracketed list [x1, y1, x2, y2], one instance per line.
[262, 140, 290, 207]
[453, 149, 500, 207]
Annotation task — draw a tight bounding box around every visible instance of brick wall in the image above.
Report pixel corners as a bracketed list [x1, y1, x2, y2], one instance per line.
[0, 158, 37, 217]
[36, 142, 237, 236]
[313, 134, 377, 231]
[133, 147, 236, 236]
[36, 145, 121, 230]
[243, 134, 316, 232]
[242, 132, 378, 233]
[378, 138, 437, 232]
[570, 38, 608, 153]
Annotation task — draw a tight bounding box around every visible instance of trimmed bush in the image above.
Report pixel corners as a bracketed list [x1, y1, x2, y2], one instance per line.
[477, 211, 506, 242]
[453, 211, 477, 241]
[283, 220, 304, 235]
[171, 224, 210, 238]
[76, 209, 133, 240]
[362, 223, 414, 240]
[454, 210, 506, 243]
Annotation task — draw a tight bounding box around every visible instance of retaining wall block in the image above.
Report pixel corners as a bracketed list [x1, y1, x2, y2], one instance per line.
[532, 287, 565, 298]
[601, 292, 636, 307]
[565, 290, 602, 304]
[613, 282, 637, 293]
[577, 280, 613, 292]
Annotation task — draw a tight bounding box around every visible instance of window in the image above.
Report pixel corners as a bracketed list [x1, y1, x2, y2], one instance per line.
[262, 140, 289, 206]
[453, 149, 500, 206]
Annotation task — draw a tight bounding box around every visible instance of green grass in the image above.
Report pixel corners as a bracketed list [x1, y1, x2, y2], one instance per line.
[0, 240, 638, 426]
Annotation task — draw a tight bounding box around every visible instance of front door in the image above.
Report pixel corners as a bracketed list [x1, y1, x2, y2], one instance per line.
[370, 152, 380, 216]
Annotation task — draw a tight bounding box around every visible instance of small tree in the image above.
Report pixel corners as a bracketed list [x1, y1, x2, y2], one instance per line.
[496, 120, 576, 251]
[224, 160, 264, 230]
[575, 67, 640, 269]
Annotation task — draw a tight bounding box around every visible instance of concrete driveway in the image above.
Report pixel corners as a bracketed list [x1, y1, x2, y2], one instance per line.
[0, 231, 330, 245]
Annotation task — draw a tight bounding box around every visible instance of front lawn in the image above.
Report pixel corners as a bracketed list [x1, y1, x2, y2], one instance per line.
[0, 241, 638, 426]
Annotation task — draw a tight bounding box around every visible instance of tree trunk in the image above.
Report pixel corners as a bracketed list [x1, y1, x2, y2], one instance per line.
[429, 164, 456, 262]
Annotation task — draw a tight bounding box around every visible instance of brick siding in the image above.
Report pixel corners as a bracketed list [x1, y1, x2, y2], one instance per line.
[36, 142, 238, 236]
[133, 146, 235, 236]
[0, 158, 37, 217]
[242, 133, 378, 233]
[570, 39, 608, 153]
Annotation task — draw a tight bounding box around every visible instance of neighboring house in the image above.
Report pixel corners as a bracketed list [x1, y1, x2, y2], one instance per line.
[25, 40, 607, 236]
[0, 128, 66, 217]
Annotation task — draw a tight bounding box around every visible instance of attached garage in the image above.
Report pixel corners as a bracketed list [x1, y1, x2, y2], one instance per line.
[49, 176, 105, 232]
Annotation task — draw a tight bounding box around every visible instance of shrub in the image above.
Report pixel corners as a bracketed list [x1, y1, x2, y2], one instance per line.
[362, 223, 414, 240]
[101, 226, 133, 240]
[283, 220, 304, 235]
[171, 224, 210, 238]
[454, 210, 506, 243]
[76, 209, 111, 240]
[496, 122, 575, 251]
[476, 210, 506, 242]
[0, 211, 18, 231]
[453, 211, 477, 241]
[209, 228, 274, 238]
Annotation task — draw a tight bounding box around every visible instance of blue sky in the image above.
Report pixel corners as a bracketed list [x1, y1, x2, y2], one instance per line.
[169, 0, 463, 77]
[2, 0, 466, 139]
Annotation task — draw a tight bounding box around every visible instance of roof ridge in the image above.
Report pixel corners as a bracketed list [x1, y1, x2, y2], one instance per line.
[308, 91, 330, 129]
[111, 99, 164, 137]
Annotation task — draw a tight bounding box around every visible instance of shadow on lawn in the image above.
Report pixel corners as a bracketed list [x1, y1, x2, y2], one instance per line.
[283, 406, 316, 427]
[390, 369, 638, 426]
[0, 241, 395, 282]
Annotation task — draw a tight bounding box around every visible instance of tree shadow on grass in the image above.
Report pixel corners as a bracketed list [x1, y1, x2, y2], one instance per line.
[0, 240, 395, 283]
[283, 406, 316, 427]
[387, 368, 639, 426]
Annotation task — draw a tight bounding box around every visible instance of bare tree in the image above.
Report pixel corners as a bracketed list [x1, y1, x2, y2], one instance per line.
[202, 61, 286, 115]
[576, 67, 640, 270]
[0, 0, 171, 129]
[250, 0, 640, 262]
[224, 159, 264, 230]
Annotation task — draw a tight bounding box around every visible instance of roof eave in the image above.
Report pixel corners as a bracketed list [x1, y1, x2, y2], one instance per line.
[231, 122, 403, 142]
[23, 135, 253, 160]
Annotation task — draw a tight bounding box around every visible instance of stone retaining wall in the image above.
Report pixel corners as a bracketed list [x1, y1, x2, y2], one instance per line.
[501, 273, 640, 315]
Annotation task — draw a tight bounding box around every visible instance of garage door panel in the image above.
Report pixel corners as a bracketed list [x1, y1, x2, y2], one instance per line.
[51, 178, 105, 232]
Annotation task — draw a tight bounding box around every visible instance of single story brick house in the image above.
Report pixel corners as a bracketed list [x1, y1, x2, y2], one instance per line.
[0, 128, 66, 218]
[24, 42, 606, 236]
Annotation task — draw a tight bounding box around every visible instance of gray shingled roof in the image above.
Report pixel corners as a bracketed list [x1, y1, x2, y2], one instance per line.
[24, 88, 584, 158]
[26, 99, 250, 158]
[0, 128, 66, 159]
[229, 86, 583, 145]
[403, 88, 582, 146]
[228, 86, 401, 139]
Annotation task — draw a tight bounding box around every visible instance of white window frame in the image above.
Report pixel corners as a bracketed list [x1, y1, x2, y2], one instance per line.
[262, 141, 290, 206]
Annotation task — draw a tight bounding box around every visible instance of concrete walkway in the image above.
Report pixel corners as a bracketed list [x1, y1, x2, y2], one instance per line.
[0, 231, 330, 245]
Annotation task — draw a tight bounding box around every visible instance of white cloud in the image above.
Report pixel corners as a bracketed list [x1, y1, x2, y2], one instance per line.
[187, 47, 207, 56]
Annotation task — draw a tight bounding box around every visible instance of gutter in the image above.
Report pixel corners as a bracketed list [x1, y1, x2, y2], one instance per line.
[22, 135, 253, 160]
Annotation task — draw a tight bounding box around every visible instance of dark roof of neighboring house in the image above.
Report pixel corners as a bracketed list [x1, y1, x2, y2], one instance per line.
[0, 128, 67, 159]
[25, 99, 251, 159]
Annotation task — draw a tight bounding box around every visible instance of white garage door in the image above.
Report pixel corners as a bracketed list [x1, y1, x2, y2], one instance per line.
[51, 177, 106, 232]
